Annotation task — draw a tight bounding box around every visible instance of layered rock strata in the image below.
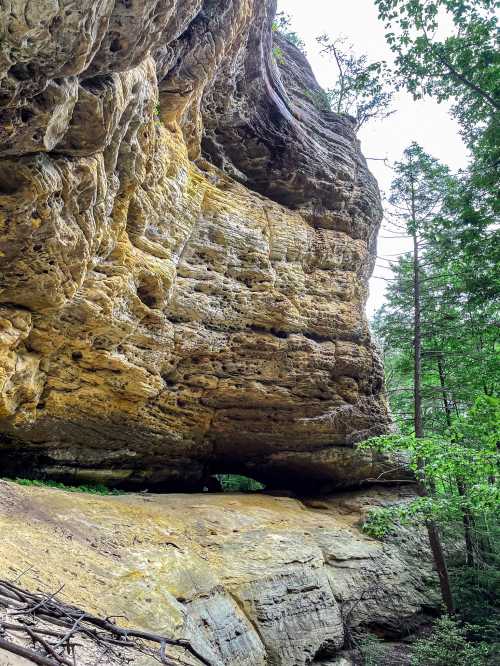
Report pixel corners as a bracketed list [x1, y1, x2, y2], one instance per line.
[0, 0, 392, 488]
[0, 481, 439, 666]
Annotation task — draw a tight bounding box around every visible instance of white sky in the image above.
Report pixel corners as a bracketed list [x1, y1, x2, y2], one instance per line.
[278, 0, 468, 316]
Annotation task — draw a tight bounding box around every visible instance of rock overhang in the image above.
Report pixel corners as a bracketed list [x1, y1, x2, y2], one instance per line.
[0, 0, 395, 490]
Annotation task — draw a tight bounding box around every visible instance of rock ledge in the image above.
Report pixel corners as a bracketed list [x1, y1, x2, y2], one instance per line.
[0, 481, 438, 666]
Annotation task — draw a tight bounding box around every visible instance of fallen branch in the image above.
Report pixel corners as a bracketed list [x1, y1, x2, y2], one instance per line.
[25, 626, 73, 666]
[0, 577, 212, 666]
[1, 621, 67, 639]
[53, 613, 85, 649]
[18, 585, 65, 616]
[0, 636, 60, 666]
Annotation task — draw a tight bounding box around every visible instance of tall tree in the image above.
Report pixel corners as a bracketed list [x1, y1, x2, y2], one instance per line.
[385, 143, 456, 613]
[370, 142, 498, 620]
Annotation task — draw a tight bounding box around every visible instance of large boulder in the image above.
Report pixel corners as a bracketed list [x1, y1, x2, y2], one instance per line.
[0, 0, 391, 489]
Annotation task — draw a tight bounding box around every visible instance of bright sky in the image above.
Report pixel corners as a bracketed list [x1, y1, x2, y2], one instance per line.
[278, 0, 468, 316]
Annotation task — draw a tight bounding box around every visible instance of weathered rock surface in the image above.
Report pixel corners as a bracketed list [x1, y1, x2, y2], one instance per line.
[0, 0, 392, 489]
[0, 481, 439, 665]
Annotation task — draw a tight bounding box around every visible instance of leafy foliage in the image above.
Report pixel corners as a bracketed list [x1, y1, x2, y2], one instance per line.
[9, 477, 124, 495]
[376, 0, 499, 236]
[449, 550, 500, 644]
[216, 475, 265, 492]
[410, 615, 492, 665]
[359, 397, 500, 522]
[272, 45, 285, 65]
[362, 506, 400, 538]
[317, 35, 395, 128]
[304, 88, 332, 112]
[272, 11, 306, 53]
[375, 0, 499, 141]
[358, 632, 387, 665]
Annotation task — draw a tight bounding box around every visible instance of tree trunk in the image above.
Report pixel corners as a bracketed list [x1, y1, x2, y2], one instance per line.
[421, 496, 457, 615]
[411, 186, 455, 614]
[413, 230, 423, 439]
[437, 355, 476, 567]
[457, 480, 476, 567]
[437, 355, 452, 428]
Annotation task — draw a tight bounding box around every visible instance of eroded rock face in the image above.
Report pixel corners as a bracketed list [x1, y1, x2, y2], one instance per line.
[0, 482, 439, 666]
[0, 0, 392, 489]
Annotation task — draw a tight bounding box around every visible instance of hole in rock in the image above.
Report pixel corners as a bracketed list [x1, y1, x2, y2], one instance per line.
[81, 74, 113, 93]
[9, 63, 34, 81]
[271, 328, 289, 339]
[136, 274, 163, 309]
[312, 640, 339, 662]
[92, 336, 114, 351]
[0, 170, 23, 195]
[71, 351, 83, 361]
[50, 16, 63, 30]
[109, 38, 122, 53]
[137, 286, 158, 308]
[20, 108, 34, 123]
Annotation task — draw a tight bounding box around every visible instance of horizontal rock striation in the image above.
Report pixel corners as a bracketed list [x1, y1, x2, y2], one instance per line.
[0, 0, 392, 489]
[0, 481, 440, 666]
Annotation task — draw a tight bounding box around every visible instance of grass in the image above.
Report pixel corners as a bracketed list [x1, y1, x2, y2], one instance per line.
[5, 477, 124, 495]
[216, 474, 265, 492]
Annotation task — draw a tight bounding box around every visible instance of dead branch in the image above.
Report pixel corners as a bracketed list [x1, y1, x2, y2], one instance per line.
[11, 567, 36, 584]
[17, 585, 65, 616]
[53, 614, 86, 650]
[0, 577, 213, 666]
[1, 621, 67, 639]
[25, 626, 73, 666]
[0, 636, 61, 666]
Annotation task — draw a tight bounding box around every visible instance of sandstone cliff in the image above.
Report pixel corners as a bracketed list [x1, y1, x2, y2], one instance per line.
[0, 0, 393, 490]
[0, 481, 439, 666]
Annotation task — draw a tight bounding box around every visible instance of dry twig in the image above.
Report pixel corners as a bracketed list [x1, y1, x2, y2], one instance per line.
[0, 577, 212, 666]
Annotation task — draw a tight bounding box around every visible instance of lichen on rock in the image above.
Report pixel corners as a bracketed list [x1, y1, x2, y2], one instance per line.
[0, 0, 392, 490]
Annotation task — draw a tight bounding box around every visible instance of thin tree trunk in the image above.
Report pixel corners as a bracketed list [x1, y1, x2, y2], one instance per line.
[457, 480, 476, 567]
[421, 497, 457, 614]
[437, 355, 452, 428]
[411, 183, 455, 614]
[413, 230, 423, 440]
[415, 475, 456, 608]
[437, 355, 476, 567]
